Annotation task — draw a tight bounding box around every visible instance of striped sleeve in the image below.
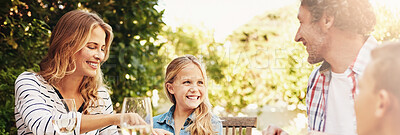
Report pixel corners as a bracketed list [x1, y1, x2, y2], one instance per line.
[306, 67, 320, 131]
[98, 88, 118, 135]
[14, 72, 82, 135]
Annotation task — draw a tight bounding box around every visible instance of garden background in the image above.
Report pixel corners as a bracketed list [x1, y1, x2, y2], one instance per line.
[1, 0, 400, 134]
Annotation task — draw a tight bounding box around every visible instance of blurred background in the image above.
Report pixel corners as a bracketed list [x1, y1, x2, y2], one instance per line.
[1, 0, 400, 134]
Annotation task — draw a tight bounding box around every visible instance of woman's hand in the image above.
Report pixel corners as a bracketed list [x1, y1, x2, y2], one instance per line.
[153, 129, 173, 135]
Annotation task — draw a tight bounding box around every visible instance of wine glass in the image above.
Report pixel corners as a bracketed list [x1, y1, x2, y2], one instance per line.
[120, 97, 153, 135]
[52, 99, 78, 135]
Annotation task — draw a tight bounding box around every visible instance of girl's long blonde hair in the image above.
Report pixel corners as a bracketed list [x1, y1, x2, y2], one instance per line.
[165, 55, 217, 135]
[39, 10, 113, 114]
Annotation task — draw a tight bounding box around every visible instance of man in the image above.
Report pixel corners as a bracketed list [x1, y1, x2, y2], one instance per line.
[263, 0, 377, 134]
[355, 42, 400, 135]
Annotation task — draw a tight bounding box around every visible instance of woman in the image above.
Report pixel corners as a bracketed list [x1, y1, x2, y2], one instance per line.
[14, 10, 154, 135]
[153, 55, 223, 135]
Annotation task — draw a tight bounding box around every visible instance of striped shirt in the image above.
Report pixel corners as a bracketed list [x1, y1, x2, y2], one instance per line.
[15, 72, 118, 135]
[306, 36, 378, 132]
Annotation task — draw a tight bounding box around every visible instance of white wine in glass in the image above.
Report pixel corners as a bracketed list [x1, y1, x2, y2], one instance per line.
[120, 97, 153, 135]
[52, 99, 77, 135]
[121, 125, 151, 135]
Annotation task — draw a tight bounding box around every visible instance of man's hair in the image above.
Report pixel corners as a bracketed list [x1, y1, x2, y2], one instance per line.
[369, 42, 400, 97]
[301, 0, 376, 35]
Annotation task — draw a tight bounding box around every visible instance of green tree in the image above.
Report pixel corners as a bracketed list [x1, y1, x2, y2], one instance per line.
[226, 5, 313, 111]
[0, 0, 164, 134]
[372, 6, 400, 41]
[158, 5, 400, 117]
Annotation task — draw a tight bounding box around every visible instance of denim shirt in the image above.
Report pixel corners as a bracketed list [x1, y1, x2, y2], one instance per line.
[153, 105, 223, 135]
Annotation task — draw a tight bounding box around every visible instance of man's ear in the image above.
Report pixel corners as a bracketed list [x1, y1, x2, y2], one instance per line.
[166, 83, 174, 94]
[376, 89, 391, 117]
[320, 13, 334, 33]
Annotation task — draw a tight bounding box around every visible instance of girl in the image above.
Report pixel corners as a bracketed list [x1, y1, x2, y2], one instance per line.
[153, 55, 223, 135]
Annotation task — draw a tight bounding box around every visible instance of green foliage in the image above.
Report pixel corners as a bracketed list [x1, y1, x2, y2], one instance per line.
[1, 0, 52, 133]
[158, 7, 313, 115]
[372, 7, 400, 42]
[2, 1, 400, 134]
[219, 5, 314, 113]
[1, 0, 164, 134]
[95, 0, 165, 111]
[159, 5, 400, 116]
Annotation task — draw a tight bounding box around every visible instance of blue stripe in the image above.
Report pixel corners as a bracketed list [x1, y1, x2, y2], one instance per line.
[19, 89, 51, 99]
[32, 116, 43, 135]
[47, 90, 56, 94]
[106, 104, 112, 110]
[316, 91, 324, 131]
[23, 131, 32, 135]
[15, 78, 46, 89]
[17, 122, 24, 129]
[17, 84, 36, 93]
[321, 88, 328, 132]
[318, 116, 323, 131]
[24, 94, 30, 99]
[308, 69, 319, 94]
[15, 117, 22, 122]
[22, 103, 52, 117]
[21, 72, 34, 76]
[27, 118, 33, 128]
[313, 91, 323, 130]
[18, 98, 35, 111]
[44, 116, 52, 134]
[99, 125, 112, 132]
[88, 105, 106, 108]
[24, 108, 51, 123]
[31, 116, 42, 130]
[19, 89, 41, 97]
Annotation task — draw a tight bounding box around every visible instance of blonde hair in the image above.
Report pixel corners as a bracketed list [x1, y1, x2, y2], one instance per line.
[39, 10, 113, 114]
[301, 0, 376, 35]
[165, 55, 216, 135]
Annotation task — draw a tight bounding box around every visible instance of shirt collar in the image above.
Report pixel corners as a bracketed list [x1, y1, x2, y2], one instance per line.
[156, 105, 195, 126]
[319, 36, 378, 75]
[156, 105, 175, 125]
[351, 36, 378, 74]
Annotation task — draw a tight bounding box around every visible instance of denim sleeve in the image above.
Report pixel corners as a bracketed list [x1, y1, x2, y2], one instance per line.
[211, 115, 223, 135]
